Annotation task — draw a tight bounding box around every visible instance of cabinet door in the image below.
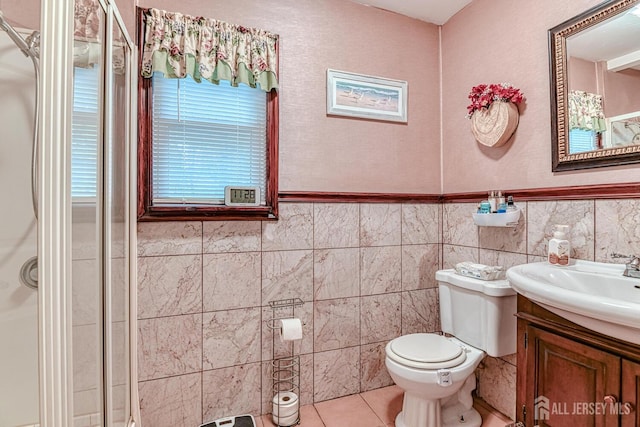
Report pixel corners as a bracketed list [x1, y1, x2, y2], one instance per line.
[525, 326, 620, 427]
[622, 359, 640, 427]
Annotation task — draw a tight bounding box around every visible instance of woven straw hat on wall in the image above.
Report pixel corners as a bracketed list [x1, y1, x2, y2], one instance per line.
[471, 101, 520, 147]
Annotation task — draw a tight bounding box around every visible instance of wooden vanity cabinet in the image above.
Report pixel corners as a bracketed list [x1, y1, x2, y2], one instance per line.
[623, 361, 640, 427]
[516, 295, 640, 427]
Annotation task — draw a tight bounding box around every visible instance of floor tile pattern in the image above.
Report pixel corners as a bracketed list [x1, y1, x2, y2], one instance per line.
[257, 385, 512, 427]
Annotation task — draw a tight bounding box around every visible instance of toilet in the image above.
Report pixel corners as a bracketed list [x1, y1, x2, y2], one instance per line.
[385, 269, 516, 427]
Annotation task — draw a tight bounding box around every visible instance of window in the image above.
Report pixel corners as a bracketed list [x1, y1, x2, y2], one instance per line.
[569, 129, 599, 154]
[137, 7, 279, 220]
[72, 65, 101, 200]
[152, 73, 267, 204]
[138, 73, 279, 221]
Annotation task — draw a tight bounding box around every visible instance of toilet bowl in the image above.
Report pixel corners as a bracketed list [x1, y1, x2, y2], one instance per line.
[385, 269, 516, 427]
[385, 334, 484, 427]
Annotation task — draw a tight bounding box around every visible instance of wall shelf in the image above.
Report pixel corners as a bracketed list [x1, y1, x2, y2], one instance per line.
[472, 208, 521, 227]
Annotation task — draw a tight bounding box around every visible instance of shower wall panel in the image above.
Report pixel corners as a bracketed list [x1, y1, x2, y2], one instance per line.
[0, 30, 39, 427]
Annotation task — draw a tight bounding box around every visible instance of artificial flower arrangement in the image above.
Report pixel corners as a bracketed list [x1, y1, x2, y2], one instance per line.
[466, 83, 525, 118]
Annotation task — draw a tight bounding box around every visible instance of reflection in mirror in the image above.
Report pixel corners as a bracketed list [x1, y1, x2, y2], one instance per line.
[550, 0, 640, 171]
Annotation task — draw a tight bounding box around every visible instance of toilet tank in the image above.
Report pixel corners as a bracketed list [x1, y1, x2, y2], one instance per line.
[436, 269, 516, 357]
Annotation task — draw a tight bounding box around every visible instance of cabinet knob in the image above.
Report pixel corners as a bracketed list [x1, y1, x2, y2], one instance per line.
[604, 395, 618, 405]
[623, 402, 635, 414]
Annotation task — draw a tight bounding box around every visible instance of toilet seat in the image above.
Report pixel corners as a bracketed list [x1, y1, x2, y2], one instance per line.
[387, 333, 467, 369]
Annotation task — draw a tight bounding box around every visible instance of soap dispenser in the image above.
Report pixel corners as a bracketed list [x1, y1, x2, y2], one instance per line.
[548, 225, 570, 266]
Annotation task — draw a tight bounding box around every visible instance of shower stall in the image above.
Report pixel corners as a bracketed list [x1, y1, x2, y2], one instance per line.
[0, 0, 137, 425]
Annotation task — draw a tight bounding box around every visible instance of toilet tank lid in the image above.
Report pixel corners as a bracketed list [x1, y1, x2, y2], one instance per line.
[436, 269, 515, 297]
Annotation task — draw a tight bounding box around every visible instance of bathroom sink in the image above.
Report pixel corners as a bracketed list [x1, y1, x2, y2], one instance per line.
[506, 260, 640, 346]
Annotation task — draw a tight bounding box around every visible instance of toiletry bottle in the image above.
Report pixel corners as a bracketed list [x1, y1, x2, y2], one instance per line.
[488, 191, 497, 213]
[496, 191, 507, 213]
[548, 225, 570, 266]
[479, 200, 491, 214]
[506, 195, 517, 211]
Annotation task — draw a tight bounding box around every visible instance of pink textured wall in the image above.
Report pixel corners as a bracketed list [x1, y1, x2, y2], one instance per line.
[441, 0, 640, 193]
[114, 0, 136, 38]
[568, 57, 598, 93]
[137, 0, 442, 194]
[602, 66, 640, 117]
[8, 0, 637, 195]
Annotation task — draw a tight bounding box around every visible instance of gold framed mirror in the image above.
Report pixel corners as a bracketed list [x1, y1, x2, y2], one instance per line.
[550, 0, 640, 171]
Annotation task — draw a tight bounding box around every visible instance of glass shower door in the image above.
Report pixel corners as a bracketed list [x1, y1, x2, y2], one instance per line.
[33, 0, 134, 425]
[71, 0, 106, 423]
[104, 11, 131, 425]
[72, 2, 132, 425]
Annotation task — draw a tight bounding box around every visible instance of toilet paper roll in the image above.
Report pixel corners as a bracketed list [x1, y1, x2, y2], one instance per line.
[272, 391, 299, 418]
[271, 411, 298, 427]
[272, 391, 298, 406]
[279, 318, 303, 342]
[271, 391, 298, 418]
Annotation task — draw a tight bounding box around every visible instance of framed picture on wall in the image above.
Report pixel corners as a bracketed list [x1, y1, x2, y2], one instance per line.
[326, 69, 408, 123]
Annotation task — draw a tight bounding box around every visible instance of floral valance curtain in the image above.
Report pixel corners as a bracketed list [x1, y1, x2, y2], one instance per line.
[74, 0, 101, 42]
[140, 8, 279, 92]
[73, 0, 126, 74]
[568, 90, 606, 133]
[73, 0, 102, 68]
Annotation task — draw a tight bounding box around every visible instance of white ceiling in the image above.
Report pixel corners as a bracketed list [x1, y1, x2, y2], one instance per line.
[567, 8, 640, 71]
[349, 0, 473, 25]
[350, 1, 640, 72]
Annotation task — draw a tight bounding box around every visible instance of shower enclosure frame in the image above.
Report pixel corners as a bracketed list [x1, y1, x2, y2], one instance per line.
[38, 0, 138, 425]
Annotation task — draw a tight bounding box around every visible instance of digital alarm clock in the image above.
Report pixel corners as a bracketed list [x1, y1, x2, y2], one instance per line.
[224, 186, 261, 207]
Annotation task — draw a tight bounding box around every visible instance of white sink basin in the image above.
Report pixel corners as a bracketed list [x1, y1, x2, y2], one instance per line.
[506, 260, 640, 345]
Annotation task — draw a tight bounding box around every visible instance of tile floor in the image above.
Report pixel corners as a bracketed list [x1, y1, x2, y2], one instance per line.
[255, 385, 513, 427]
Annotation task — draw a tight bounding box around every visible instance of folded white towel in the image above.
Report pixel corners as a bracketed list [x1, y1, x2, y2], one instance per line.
[454, 261, 505, 281]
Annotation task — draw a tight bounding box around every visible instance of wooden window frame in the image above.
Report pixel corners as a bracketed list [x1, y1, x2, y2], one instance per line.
[136, 9, 278, 221]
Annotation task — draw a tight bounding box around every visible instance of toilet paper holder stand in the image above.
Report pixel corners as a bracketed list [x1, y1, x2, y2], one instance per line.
[266, 298, 304, 427]
[265, 298, 306, 330]
[264, 318, 306, 330]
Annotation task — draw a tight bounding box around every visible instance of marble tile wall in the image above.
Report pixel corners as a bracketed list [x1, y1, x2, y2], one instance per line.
[136, 197, 640, 426]
[443, 198, 640, 420]
[136, 202, 442, 427]
[71, 222, 101, 419]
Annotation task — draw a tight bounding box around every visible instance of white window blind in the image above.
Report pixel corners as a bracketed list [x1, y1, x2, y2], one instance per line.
[569, 128, 598, 154]
[151, 72, 267, 205]
[71, 65, 101, 199]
